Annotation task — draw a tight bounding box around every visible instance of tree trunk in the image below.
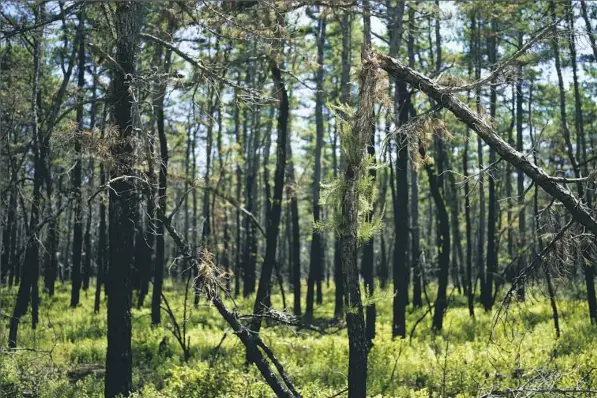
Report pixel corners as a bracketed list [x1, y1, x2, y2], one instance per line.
[389, 0, 408, 339]
[150, 17, 174, 324]
[484, 18, 498, 311]
[340, 54, 376, 398]
[9, 4, 42, 347]
[334, 9, 352, 320]
[427, 161, 450, 331]
[306, 12, 326, 317]
[563, 1, 597, 323]
[70, 6, 86, 307]
[105, 3, 140, 396]
[286, 123, 302, 316]
[252, 58, 288, 333]
[375, 55, 597, 239]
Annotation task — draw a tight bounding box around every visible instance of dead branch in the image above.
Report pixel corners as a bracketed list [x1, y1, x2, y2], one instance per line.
[157, 210, 299, 398]
[373, 52, 597, 237]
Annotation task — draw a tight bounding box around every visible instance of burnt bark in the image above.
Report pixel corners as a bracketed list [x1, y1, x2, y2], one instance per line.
[105, 3, 140, 396]
[252, 58, 288, 333]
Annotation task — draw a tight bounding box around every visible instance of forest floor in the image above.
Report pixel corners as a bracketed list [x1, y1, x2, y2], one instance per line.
[1, 281, 597, 397]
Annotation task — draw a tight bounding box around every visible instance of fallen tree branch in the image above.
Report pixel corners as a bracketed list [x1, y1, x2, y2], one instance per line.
[157, 210, 299, 398]
[373, 52, 597, 236]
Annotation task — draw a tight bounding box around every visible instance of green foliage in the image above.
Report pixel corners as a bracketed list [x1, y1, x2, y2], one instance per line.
[315, 103, 385, 246]
[2, 282, 597, 397]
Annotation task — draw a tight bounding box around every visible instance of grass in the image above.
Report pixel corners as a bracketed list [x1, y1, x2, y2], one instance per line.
[1, 280, 597, 397]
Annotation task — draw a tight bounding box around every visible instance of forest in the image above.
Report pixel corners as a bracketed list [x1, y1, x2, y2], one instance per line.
[2, 0, 597, 397]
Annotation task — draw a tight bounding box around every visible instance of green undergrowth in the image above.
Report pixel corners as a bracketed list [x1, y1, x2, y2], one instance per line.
[1, 281, 597, 397]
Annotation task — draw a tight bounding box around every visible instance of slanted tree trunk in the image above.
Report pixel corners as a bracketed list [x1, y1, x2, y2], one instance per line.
[375, 54, 597, 240]
[252, 57, 288, 333]
[580, 0, 597, 63]
[105, 3, 140, 396]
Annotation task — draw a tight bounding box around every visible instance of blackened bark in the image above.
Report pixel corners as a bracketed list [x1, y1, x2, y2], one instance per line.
[252, 58, 288, 333]
[360, 0, 376, 343]
[307, 12, 326, 317]
[564, 1, 597, 323]
[95, 108, 108, 313]
[389, 0, 408, 339]
[375, 55, 597, 238]
[70, 6, 86, 307]
[9, 4, 42, 348]
[286, 128, 302, 316]
[334, 10, 352, 320]
[473, 14, 487, 307]
[407, 5, 422, 310]
[151, 18, 174, 324]
[427, 162, 450, 331]
[484, 19, 498, 311]
[580, 0, 597, 63]
[83, 156, 94, 291]
[234, 81, 242, 297]
[105, 3, 140, 396]
[340, 57, 376, 398]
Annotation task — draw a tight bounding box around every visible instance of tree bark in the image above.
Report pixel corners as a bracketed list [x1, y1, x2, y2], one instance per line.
[9, 3, 43, 347]
[306, 11, 326, 317]
[150, 16, 174, 324]
[388, 0, 408, 339]
[105, 3, 140, 396]
[252, 58, 288, 333]
[374, 53, 597, 237]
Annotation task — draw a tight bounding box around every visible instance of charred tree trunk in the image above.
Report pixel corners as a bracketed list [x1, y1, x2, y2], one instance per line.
[389, 0, 408, 339]
[339, 54, 377, 398]
[334, 10, 352, 320]
[105, 3, 140, 396]
[563, 1, 597, 323]
[252, 58, 288, 333]
[306, 12, 326, 317]
[150, 18, 174, 325]
[8, 4, 42, 347]
[484, 19, 498, 311]
[70, 6, 86, 307]
[427, 161, 450, 330]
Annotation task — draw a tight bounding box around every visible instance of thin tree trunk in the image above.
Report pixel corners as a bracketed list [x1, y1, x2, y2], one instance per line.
[70, 6, 86, 307]
[150, 15, 174, 324]
[563, 1, 597, 323]
[306, 12, 327, 317]
[334, 9, 352, 320]
[252, 57, 289, 333]
[9, 4, 43, 347]
[484, 18, 498, 311]
[95, 105, 108, 313]
[389, 0, 408, 339]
